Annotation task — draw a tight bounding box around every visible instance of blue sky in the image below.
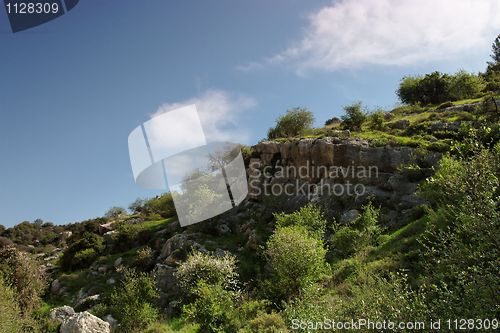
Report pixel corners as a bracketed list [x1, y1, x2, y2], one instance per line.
[0, 0, 499, 227]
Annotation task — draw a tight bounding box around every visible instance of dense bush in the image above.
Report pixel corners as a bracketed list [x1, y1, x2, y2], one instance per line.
[175, 251, 239, 296]
[274, 203, 326, 239]
[330, 202, 381, 259]
[183, 281, 240, 333]
[60, 232, 104, 271]
[104, 206, 127, 219]
[0, 278, 32, 333]
[110, 269, 159, 333]
[418, 145, 500, 319]
[267, 107, 314, 139]
[397, 71, 485, 105]
[2, 220, 63, 249]
[367, 110, 386, 130]
[265, 226, 328, 301]
[129, 193, 177, 219]
[340, 102, 367, 131]
[0, 246, 45, 314]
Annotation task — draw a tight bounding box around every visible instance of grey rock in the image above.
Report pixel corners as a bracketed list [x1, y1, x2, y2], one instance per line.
[51, 279, 62, 295]
[113, 257, 122, 267]
[216, 224, 231, 236]
[60, 311, 110, 333]
[340, 209, 360, 225]
[49, 306, 75, 323]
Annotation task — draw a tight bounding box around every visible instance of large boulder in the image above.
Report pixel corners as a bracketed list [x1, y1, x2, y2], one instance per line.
[60, 311, 110, 333]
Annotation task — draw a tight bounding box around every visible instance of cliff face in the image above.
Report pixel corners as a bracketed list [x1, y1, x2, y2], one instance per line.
[248, 137, 441, 226]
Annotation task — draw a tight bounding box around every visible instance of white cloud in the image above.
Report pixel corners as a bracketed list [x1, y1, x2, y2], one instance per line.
[152, 89, 256, 144]
[244, 0, 500, 73]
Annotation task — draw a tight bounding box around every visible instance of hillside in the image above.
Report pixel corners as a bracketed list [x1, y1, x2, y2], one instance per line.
[1, 41, 500, 332]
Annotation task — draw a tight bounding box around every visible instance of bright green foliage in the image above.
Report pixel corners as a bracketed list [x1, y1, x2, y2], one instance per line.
[418, 145, 500, 319]
[267, 107, 314, 139]
[274, 203, 326, 239]
[183, 281, 240, 333]
[367, 110, 386, 130]
[239, 312, 288, 333]
[340, 102, 367, 131]
[330, 202, 381, 259]
[175, 251, 239, 295]
[333, 272, 427, 327]
[448, 70, 485, 100]
[397, 71, 485, 105]
[60, 232, 104, 271]
[110, 269, 159, 333]
[0, 246, 45, 314]
[265, 226, 328, 301]
[129, 192, 177, 219]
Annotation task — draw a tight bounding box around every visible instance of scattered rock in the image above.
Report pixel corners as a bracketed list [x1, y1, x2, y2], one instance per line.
[106, 278, 115, 285]
[60, 311, 110, 333]
[51, 279, 62, 295]
[387, 119, 410, 129]
[103, 314, 118, 330]
[113, 257, 122, 267]
[49, 306, 75, 323]
[215, 223, 231, 236]
[340, 209, 360, 225]
[246, 230, 259, 250]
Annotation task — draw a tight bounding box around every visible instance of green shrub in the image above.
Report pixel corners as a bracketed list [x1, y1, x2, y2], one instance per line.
[267, 107, 314, 139]
[0, 278, 29, 333]
[240, 312, 288, 333]
[265, 226, 328, 301]
[134, 246, 154, 271]
[110, 269, 159, 333]
[330, 203, 381, 259]
[367, 110, 386, 130]
[340, 102, 367, 131]
[330, 227, 360, 259]
[175, 251, 239, 296]
[448, 70, 485, 100]
[274, 204, 326, 239]
[182, 281, 240, 333]
[60, 232, 104, 271]
[0, 246, 45, 314]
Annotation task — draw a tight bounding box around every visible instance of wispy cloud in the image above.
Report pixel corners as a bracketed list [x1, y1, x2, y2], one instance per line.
[152, 89, 256, 144]
[240, 0, 500, 73]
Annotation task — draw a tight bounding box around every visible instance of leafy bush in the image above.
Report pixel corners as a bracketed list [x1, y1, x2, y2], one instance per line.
[267, 107, 314, 139]
[104, 206, 127, 219]
[340, 102, 367, 131]
[367, 110, 385, 130]
[448, 70, 485, 100]
[0, 278, 31, 333]
[134, 246, 154, 271]
[60, 232, 104, 271]
[330, 227, 360, 258]
[265, 226, 328, 301]
[183, 281, 240, 333]
[175, 251, 239, 296]
[330, 202, 381, 259]
[129, 193, 176, 219]
[240, 312, 288, 333]
[0, 246, 45, 314]
[110, 269, 159, 333]
[274, 203, 326, 239]
[418, 145, 500, 319]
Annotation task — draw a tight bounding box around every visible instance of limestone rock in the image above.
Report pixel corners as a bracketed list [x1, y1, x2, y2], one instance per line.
[49, 306, 75, 323]
[60, 311, 110, 333]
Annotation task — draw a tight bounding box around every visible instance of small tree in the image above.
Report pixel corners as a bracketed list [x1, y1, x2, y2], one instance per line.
[110, 269, 159, 333]
[175, 251, 239, 295]
[341, 102, 367, 131]
[397, 75, 423, 104]
[367, 110, 386, 131]
[105, 206, 127, 219]
[274, 204, 326, 239]
[267, 107, 314, 139]
[265, 226, 328, 301]
[448, 70, 485, 100]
